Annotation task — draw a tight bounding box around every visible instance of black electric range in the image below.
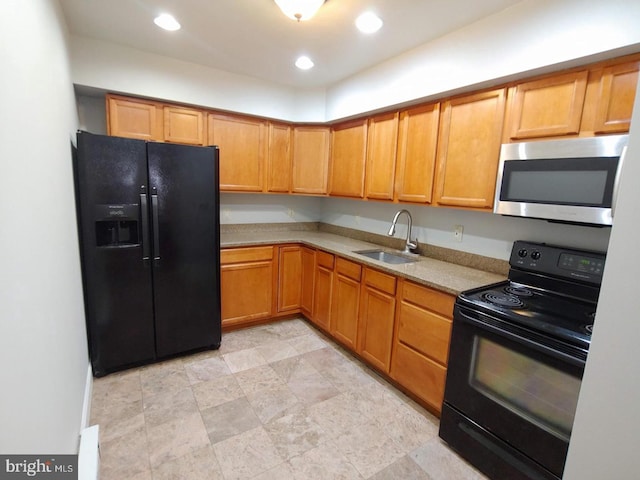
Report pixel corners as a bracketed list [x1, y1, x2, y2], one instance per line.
[456, 240, 604, 352]
[439, 240, 607, 480]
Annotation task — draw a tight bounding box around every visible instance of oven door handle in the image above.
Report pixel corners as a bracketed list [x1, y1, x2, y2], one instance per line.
[457, 307, 586, 368]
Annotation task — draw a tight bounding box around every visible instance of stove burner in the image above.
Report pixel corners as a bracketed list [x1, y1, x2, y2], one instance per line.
[504, 286, 534, 297]
[482, 291, 525, 308]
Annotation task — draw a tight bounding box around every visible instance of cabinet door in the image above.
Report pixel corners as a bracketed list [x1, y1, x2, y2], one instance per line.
[593, 61, 639, 134]
[507, 71, 588, 140]
[357, 268, 396, 373]
[292, 126, 330, 194]
[330, 258, 362, 350]
[267, 122, 292, 192]
[208, 113, 266, 192]
[329, 119, 368, 198]
[434, 89, 506, 209]
[277, 245, 302, 313]
[312, 252, 334, 331]
[390, 280, 454, 413]
[106, 95, 163, 141]
[220, 247, 275, 327]
[300, 247, 316, 317]
[365, 112, 399, 201]
[395, 103, 440, 204]
[163, 106, 205, 145]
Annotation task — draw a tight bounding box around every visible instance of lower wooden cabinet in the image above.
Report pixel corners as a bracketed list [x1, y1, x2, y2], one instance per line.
[300, 247, 315, 317]
[220, 246, 275, 328]
[330, 258, 362, 350]
[312, 251, 334, 331]
[277, 245, 302, 313]
[220, 242, 457, 415]
[357, 268, 397, 373]
[390, 280, 455, 413]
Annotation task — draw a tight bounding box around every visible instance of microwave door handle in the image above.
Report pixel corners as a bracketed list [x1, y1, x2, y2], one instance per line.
[611, 145, 627, 219]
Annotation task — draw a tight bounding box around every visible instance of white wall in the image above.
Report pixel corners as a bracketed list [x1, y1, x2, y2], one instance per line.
[563, 75, 640, 480]
[326, 0, 640, 120]
[321, 198, 611, 260]
[70, 36, 326, 122]
[220, 193, 322, 225]
[0, 0, 89, 453]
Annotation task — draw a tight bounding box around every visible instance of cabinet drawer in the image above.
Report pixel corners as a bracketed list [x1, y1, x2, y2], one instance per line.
[363, 268, 396, 295]
[401, 281, 455, 317]
[336, 257, 362, 281]
[397, 301, 452, 365]
[317, 250, 335, 269]
[391, 341, 447, 413]
[221, 246, 273, 264]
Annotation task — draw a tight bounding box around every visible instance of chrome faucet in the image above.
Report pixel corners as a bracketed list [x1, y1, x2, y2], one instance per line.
[388, 209, 418, 254]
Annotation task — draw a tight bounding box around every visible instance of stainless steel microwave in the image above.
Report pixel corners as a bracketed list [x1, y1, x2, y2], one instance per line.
[493, 134, 628, 226]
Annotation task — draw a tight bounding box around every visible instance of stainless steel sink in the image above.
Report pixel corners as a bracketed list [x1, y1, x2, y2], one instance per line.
[354, 249, 420, 265]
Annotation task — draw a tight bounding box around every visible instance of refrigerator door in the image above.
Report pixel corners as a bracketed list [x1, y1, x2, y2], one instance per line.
[147, 142, 221, 357]
[75, 132, 156, 376]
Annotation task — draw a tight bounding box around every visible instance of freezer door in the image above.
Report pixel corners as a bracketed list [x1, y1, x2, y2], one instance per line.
[147, 142, 221, 357]
[75, 132, 156, 376]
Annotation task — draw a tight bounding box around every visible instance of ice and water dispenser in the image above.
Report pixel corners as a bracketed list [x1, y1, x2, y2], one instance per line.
[95, 204, 140, 247]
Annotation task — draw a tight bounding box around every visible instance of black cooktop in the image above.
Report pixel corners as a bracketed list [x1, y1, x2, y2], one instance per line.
[458, 280, 596, 349]
[457, 241, 606, 350]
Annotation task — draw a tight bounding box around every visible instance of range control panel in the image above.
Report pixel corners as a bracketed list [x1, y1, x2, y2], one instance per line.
[510, 240, 606, 285]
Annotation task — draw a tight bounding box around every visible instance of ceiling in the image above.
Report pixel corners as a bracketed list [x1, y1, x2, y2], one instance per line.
[59, 0, 524, 89]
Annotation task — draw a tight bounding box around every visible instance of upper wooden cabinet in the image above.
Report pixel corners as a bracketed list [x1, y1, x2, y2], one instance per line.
[163, 105, 206, 145]
[291, 126, 330, 195]
[365, 112, 399, 201]
[266, 122, 292, 193]
[106, 94, 163, 141]
[208, 113, 267, 192]
[434, 89, 507, 210]
[329, 119, 368, 198]
[506, 71, 588, 140]
[592, 61, 639, 134]
[394, 103, 440, 204]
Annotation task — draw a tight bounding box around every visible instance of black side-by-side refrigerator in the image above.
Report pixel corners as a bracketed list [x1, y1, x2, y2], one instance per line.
[74, 131, 221, 377]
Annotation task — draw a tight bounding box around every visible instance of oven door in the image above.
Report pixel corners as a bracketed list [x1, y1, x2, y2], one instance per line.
[439, 304, 586, 480]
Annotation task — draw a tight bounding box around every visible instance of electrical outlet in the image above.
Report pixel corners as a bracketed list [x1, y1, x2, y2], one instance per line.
[287, 208, 295, 218]
[453, 225, 464, 242]
[222, 209, 231, 220]
[355, 215, 361, 225]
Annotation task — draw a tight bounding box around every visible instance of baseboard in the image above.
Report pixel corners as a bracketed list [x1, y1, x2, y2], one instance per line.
[80, 363, 93, 429]
[78, 425, 100, 480]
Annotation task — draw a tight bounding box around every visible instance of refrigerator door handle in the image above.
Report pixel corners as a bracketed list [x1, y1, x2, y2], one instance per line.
[139, 188, 151, 265]
[151, 187, 161, 265]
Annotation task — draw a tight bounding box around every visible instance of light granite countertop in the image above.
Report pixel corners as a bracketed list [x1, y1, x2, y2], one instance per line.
[221, 230, 506, 296]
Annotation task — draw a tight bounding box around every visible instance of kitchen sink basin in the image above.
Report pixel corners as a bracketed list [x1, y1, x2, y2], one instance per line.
[354, 249, 420, 265]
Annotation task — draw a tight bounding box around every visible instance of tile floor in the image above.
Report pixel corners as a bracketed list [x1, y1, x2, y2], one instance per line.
[91, 318, 487, 480]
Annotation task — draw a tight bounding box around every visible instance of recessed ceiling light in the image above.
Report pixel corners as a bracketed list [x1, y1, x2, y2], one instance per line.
[295, 56, 314, 70]
[154, 13, 181, 31]
[355, 12, 383, 34]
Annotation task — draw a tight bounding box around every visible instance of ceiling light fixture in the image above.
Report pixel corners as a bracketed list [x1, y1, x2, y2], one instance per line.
[295, 56, 314, 70]
[355, 12, 383, 34]
[274, 0, 325, 22]
[153, 13, 181, 31]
